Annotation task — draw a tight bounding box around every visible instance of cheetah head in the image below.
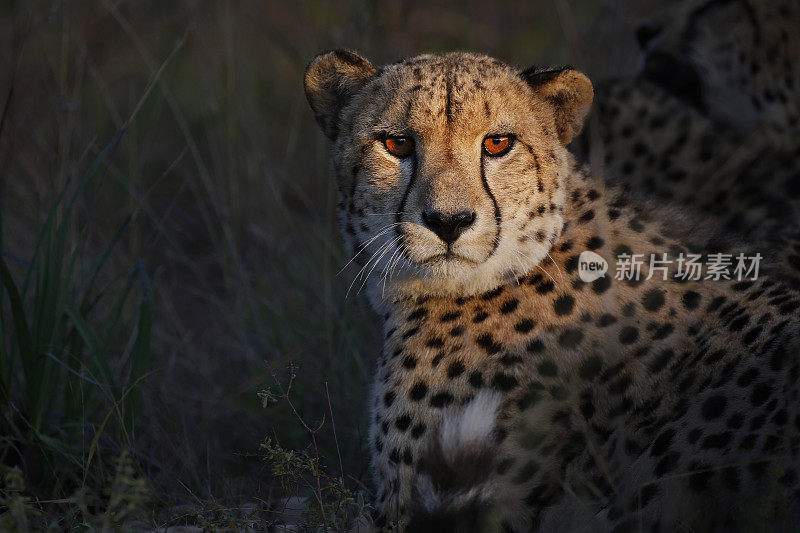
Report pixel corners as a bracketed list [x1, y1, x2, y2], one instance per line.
[637, 0, 800, 134]
[304, 51, 592, 302]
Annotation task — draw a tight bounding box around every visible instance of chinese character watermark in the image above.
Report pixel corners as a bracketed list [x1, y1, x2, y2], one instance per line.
[603, 252, 763, 281]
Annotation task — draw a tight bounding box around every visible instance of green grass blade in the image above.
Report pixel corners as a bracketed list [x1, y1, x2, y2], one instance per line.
[61, 299, 112, 390]
[123, 261, 153, 433]
[77, 215, 132, 301]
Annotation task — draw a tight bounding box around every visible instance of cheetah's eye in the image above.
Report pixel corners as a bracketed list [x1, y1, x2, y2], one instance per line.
[383, 136, 415, 158]
[483, 135, 514, 157]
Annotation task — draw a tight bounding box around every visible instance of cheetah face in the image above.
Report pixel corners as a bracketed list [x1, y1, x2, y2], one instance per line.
[637, 0, 800, 133]
[304, 51, 592, 299]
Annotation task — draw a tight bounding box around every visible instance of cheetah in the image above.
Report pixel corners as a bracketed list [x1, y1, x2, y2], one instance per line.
[303, 50, 800, 531]
[635, 0, 800, 148]
[582, 0, 800, 286]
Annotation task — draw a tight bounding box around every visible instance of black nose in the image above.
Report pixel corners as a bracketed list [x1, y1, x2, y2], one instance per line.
[635, 22, 662, 49]
[422, 209, 476, 244]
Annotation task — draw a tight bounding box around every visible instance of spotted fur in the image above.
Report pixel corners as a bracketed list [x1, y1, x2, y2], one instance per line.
[304, 50, 800, 531]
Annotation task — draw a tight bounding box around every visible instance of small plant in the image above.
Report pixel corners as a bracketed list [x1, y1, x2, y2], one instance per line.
[259, 366, 373, 531]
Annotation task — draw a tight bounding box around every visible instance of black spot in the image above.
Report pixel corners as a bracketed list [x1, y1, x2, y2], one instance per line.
[500, 353, 523, 366]
[537, 359, 558, 377]
[592, 276, 612, 294]
[536, 281, 555, 294]
[773, 409, 788, 426]
[514, 318, 536, 333]
[402, 448, 413, 464]
[526, 339, 545, 353]
[701, 432, 732, 449]
[410, 423, 426, 439]
[492, 373, 519, 391]
[739, 434, 758, 451]
[395, 414, 411, 431]
[701, 396, 727, 420]
[737, 367, 759, 387]
[409, 382, 428, 401]
[402, 355, 417, 369]
[652, 323, 674, 340]
[749, 382, 772, 406]
[640, 484, 658, 506]
[440, 311, 461, 322]
[500, 298, 519, 314]
[473, 311, 489, 323]
[706, 296, 727, 312]
[565, 255, 580, 273]
[527, 273, 543, 286]
[750, 414, 766, 431]
[732, 281, 753, 292]
[481, 286, 504, 300]
[450, 325, 465, 336]
[649, 349, 673, 373]
[402, 326, 419, 339]
[430, 392, 454, 408]
[468, 371, 483, 388]
[729, 315, 750, 332]
[447, 361, 465, 378]
[476, 333, 503, 354]
[609, 373, 632, 395]
[727, 413, 745, 429]
[579, 355, 602, 380]
[597, 313, 617, 327]
[642, 289, 665, 312]
[384, 391, 395, 407]
[614, 244, 632, 257]
[553, 295, 575, 316]
[619, 326, 639, 344]
[587, 236, 604, 250]
[743, 326, 762, 345]
[407, 307, 428, 321]
[578, 210, 595, 223]
[426, 337, 445, 348]
[389, 448, 400, 463]
[558, 328, 584, 348]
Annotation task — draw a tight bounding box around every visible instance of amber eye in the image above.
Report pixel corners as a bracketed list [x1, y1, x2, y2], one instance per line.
[383, 136, 414, 158]
[483, 135, 513, 156]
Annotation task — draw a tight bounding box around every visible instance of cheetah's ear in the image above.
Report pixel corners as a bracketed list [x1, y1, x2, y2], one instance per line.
[521, 66, 594, 145]
[304, 50, 377, 140]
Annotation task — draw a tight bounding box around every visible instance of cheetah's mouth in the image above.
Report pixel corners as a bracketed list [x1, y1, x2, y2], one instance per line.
[419, 251, 482, 266]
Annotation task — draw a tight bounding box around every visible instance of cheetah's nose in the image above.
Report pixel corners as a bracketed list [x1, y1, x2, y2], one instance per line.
[421, 209, 476, 244]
